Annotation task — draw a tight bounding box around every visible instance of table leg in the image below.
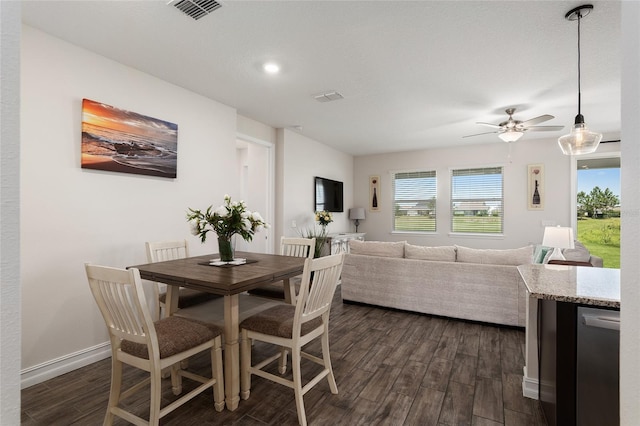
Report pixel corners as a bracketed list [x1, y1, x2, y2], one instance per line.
[165, 285, 180, 316]
[283, 278, 296, 306]
[223, 294, 240, 411]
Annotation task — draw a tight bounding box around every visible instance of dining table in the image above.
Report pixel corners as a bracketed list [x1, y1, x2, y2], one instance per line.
[128, 251, 306, 411]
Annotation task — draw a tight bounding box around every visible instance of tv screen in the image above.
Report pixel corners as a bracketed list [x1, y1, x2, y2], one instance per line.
[315, 177, 344, 212]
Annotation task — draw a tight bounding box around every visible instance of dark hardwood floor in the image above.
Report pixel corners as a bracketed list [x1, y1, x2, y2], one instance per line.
[21, 288, 547, 425]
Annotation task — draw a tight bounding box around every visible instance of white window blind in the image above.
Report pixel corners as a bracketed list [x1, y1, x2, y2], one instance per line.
[392, 170, 437, 232]
[451, 167, 503, 234]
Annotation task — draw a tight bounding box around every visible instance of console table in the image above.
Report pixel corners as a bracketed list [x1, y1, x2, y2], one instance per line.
[325, 232, 365, 254]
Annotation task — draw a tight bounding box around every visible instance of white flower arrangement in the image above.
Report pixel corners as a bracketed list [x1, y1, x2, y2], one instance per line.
[187, 194, 269, 243]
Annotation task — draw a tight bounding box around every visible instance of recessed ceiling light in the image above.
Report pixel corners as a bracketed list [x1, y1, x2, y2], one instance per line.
[263, 62, 280, 74]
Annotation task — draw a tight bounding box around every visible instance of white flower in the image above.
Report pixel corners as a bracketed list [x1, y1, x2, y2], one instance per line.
[190, 222, 200, 236]
[242, 218, 252, 230]
[255, 224, 264, 232]
[214, 205, 228, 217]
[241, 211, 251, 219]
[252, 211, 264, 222]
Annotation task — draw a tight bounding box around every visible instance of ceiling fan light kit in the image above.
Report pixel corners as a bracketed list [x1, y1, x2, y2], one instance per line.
[498, 130, 524, 143]
[558, 4, 602, 156]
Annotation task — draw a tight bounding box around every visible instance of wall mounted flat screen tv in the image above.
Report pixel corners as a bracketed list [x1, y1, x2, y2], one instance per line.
[315, 176, 344, 212]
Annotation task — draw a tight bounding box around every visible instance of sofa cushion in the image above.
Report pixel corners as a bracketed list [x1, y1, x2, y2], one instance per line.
[456, 245, 533, 266]
[405, 244, 457, 262]
[562, 240, 592, 263]
[349, 240, 405, 258]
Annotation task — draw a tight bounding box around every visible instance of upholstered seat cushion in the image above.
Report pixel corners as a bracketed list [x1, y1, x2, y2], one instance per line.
[121, 316, 222, 359]
[159, 288, 222, 309]
[240, 305, 322, 338]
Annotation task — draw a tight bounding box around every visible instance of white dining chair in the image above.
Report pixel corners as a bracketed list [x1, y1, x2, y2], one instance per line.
[145, 240, 221, 320]
[248, 237, 315, 305]
[239, 253, 344, 426]
[85, 264, 225, 425]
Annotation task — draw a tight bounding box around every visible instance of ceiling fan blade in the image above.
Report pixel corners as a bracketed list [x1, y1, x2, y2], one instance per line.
[525, 125, 565, 132]
[476, 122, 502, 129]
[462, 130, 499, 138]
[520, 114, 554, 127]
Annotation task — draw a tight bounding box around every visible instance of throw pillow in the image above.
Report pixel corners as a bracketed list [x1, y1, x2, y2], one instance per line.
[562, 240, 592, 263]
[348, 240, 406, 258]
[405, 244, 456, 262]
[456, 245, 534, 266]
[533, 245, 552, 264]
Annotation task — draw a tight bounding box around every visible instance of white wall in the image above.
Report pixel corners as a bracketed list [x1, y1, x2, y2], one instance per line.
[276, 129, 354, 240]
[0, 1, 21, 423]
[620, 1, 640, 423]
[354, 137, 620, 249]
[21, 26, 238, 377]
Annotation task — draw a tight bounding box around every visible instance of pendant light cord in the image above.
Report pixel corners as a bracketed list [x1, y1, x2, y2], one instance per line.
[577, 11, 582, 117]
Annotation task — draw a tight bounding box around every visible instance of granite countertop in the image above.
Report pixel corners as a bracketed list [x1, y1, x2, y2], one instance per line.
[517, 264, 620, 308]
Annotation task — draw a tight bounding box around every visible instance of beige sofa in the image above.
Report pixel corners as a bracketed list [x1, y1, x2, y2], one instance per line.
[341, 240, 602, 327]
[341, 241, 535, 327]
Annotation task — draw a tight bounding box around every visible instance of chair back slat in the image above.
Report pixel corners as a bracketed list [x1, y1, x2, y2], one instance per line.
[280, 237, 315, 259]
[146, 240, 189, 263]
[86, 264, 155, 346]
[295, 254, 344, 326]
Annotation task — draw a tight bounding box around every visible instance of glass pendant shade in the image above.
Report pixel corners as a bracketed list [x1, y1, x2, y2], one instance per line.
[498, 130, 524, 143]
[557, 114, 602, 155]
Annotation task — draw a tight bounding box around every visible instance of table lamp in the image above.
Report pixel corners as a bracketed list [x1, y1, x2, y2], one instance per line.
[542, 226, 575, 262]
[349, 207, 365, 232]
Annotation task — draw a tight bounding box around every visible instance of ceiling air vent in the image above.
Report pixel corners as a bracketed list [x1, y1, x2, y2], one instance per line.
[313, 91, 344, 103]
[169, 0, 222, 20]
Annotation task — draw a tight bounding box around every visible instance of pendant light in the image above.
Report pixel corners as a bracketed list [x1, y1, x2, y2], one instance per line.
[558, 4, 602, 156]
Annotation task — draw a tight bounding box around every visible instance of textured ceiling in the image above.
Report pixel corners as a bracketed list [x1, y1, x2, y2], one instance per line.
[21, 1, 621, 156]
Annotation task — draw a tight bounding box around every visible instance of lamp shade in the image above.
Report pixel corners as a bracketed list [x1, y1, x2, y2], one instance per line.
[542, 226, 575, 249]
[498, 130, 524, 143]
[349, 207, 365, 220]
[557, 120, 602, 155]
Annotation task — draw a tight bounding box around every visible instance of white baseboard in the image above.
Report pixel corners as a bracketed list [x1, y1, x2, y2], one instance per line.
[21, 342, 111, 389]
[522, 366, 539, 399]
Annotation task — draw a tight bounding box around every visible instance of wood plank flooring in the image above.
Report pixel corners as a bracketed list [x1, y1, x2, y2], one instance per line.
[21, 288, 547, 425]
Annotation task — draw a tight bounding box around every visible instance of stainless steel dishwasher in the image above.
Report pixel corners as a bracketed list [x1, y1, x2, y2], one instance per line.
[576, 306, 620, 426]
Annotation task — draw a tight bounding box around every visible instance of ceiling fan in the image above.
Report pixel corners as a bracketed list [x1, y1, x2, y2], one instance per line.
[464, 108, 564, 142]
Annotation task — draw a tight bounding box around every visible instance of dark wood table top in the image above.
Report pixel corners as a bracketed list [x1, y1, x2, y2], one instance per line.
[129, 251, 306, 296]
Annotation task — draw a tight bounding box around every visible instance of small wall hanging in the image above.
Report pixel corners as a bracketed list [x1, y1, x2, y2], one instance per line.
[527, 164, 544, 210]
[370, 175, 380, 212]
[81, 99, 178, 178]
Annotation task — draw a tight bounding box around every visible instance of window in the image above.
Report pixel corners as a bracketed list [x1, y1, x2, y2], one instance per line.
[451, 167, 503, 234]
[392, 170, 437, 232]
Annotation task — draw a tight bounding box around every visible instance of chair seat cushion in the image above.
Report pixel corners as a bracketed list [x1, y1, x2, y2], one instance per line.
[240, 305, 322, 338]
[121, 316, 222, 359]
[159, 288, 222, 309]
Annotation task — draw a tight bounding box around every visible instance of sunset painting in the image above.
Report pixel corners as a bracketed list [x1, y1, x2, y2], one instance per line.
[81, 99, 178, 178]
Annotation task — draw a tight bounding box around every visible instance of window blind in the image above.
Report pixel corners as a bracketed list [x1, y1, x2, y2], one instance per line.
[392, 170, 437, 232]
[451, 167, 503, 234]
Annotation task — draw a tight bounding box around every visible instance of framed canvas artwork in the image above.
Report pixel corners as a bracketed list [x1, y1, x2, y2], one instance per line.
[527, 164, 544, 210]
[370, 175, 380, 211]
[81, 99, 178, 178]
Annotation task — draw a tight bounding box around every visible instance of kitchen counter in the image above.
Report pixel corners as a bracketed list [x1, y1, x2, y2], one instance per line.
[518, 264, 620, 426]
[517, 264, 620, 308]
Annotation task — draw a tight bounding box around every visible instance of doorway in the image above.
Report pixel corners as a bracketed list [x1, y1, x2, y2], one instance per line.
[573, 154, 621, 268]
[235, 134, 275, 254]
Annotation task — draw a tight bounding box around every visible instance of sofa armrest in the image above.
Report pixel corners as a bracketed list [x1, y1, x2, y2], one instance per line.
[590, 255, 603, 268]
